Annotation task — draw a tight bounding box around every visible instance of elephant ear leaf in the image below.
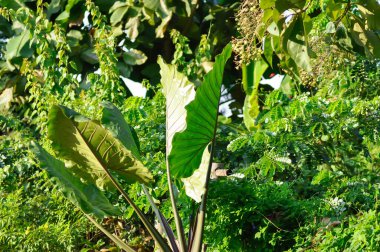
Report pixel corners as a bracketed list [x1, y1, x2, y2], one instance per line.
[47, 105, 153, 189]
[32, 142, 121, 218]
[168, 43, 232, 178]
[159, 56, 207, 202]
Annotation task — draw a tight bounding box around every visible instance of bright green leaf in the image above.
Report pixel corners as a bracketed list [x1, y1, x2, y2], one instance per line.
[159, 55, 209, 201]
[168, 44, 232, 178]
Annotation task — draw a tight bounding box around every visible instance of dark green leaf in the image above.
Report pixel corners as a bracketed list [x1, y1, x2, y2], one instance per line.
[100, 101, 141, 159]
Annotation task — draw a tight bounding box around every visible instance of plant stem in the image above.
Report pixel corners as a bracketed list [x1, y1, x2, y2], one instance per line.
[142, 185, 179, 252]
[84, 213, 135, 252]
[167, 159, 188, 252]
[101, 167, 172, 252]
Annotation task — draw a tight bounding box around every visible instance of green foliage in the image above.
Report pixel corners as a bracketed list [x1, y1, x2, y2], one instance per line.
[233, 0, 380, 78]
[213, 55, 380, 250]
[1, 0, 380, 250]
[0, 117, 92, 251]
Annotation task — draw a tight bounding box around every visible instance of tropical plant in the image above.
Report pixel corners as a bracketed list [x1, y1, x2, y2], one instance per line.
[33, 44, 232, 251]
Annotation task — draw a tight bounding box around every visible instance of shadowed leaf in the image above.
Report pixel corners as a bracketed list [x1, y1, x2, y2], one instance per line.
[32, 142, 121, 219]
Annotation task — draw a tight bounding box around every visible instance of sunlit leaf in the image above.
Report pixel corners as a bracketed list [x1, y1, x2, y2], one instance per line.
[168, 44, 232, 178]
[242, 59, 268, 131]
[158, 56, 196, 155]
[123, 49, 147, 65]
[48, 105, 153, 189]
[159, 56, 209, 201]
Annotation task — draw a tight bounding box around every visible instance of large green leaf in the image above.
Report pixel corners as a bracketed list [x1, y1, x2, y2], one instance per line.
[159, 55, 209, 202]
[48, 105, 153, 189]
[181, 147, 210, 202]
[168, 43, 232, 178]
[282, 15, 312, 72]
[32, 142, 121, 219]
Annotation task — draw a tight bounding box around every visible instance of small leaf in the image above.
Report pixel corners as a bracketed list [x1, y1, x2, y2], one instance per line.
[125, 16, 140, 42]
[0, 87, 13, 113]
[156, 12, 172, 38]
[110, 5, 129, 26]
[267, 22, 280, 36]
[109, 1, 129, 13]
[123, 49, 147, 65]
[325, 21, 336, 34]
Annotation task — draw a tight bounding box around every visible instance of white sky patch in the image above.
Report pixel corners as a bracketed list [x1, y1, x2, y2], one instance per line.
[219, 85, 234, 117]
[121, 76, 147, 98]
[82, 11, 90, 28]
[283, 10, 295, 24]
[260, 74, 285, 90]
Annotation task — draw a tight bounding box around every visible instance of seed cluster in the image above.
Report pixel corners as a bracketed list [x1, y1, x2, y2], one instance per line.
[232, 0, 263, 68]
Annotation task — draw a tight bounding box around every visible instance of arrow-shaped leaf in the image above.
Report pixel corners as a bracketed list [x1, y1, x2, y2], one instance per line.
[159, 56, 209, 203]
[47, 105, 153, 189]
